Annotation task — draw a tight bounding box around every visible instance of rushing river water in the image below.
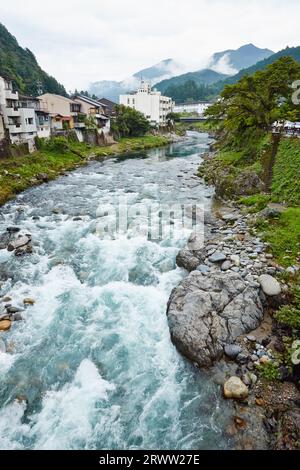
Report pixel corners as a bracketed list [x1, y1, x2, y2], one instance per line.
[0, 132, 234, 450]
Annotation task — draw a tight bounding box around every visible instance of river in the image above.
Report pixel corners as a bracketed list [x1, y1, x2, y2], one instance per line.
[0, 131, 234, 450]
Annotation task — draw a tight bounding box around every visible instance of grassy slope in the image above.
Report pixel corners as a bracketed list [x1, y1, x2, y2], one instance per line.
[0, 135, 171, 206]
[272, 138, 300, 206]
[242, 138, 300, 267]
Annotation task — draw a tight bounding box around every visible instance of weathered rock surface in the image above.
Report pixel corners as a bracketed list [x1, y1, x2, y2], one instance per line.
[223, 376, 249, 399]
[167, 271, 264, 367]
[259, 275, 281, 297]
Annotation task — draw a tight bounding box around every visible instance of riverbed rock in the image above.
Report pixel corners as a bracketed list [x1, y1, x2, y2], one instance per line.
[221, 260, 232, 271]
[209, 252, 227, 263]
[223, 377, 249, 400]
[167, 271, 264, 368]
[224, 344, 243, 360]
[259, 275, 281, 297]
[23, 298, 35, 306]
[7, 235, 31, 252]
[0, 320, 12, 332]
[176, 249, 200, 272]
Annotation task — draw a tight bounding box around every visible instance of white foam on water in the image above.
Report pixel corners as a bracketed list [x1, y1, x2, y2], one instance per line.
[0, 400, 30, 449]
[28, 359, 115, 450]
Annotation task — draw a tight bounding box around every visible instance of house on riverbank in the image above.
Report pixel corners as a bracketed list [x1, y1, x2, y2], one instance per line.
[38, 93, 83, 131]
[72, 94, 110, 132]
[119, 81, 174, 127]
[0, 76, 52, 150]
[98, 97, 117, 117]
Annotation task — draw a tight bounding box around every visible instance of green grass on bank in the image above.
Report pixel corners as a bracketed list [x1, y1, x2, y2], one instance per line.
[272, 138, 300, 206]
[0, 135, 171, 206]
[256, 208, 300, 267]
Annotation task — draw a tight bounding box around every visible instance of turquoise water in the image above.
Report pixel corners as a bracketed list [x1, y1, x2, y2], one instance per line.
[0, 132, 234, 450]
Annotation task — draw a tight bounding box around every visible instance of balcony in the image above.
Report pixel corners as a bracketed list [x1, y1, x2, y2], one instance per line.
[5, 89, 19, 101]
[6, 106, 21, 117]
[7, 123, 22, 134]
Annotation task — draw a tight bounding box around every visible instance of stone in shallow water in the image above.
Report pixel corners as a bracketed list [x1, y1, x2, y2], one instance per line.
[259, 274, 281, 296]
[223, 377, 249, 399]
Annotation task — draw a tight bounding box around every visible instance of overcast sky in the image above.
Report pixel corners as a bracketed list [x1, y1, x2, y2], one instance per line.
[1, 0, 300, 90]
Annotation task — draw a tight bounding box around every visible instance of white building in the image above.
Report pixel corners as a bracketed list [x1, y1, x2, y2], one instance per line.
[174, 102, 211, 116]
[119, 81, 174, 126]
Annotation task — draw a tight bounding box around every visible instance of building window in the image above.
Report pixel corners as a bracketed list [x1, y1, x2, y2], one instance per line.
[25, 118, 34, 125]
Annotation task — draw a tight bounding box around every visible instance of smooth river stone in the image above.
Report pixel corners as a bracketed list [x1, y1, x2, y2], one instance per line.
[259, 274, 281, 296]
[209, 252, 227, 263]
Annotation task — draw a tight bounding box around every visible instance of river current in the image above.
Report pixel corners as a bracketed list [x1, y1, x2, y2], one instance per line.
[0, 132, 234, 450]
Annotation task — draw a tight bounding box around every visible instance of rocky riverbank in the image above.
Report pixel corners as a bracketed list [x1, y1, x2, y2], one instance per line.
[166, 159, 300, 449]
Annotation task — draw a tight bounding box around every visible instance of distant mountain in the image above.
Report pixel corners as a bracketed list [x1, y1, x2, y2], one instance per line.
[0, 23, 67, 96]
[89, 58, 183, 102]
[217, 46, 300, 88]
[209, 43, 274, 74]
[155, 69, 228, 95]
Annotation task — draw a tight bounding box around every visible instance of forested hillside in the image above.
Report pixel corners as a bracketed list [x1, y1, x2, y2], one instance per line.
[0, 23, 67, 96]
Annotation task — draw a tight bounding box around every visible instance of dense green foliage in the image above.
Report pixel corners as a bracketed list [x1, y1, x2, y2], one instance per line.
[206, 57, 300, 153]
[111, 105, 150, 138]
[156, 69, 227, 94]
[0, 23, 67, 96]
[163, 80, 220, 104]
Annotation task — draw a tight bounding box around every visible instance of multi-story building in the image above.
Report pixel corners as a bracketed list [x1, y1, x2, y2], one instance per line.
[38, 93, 84, 131]
[72, 94, 110, 131]
[0, 76, 39, 145]
[119, 81, 174, 126]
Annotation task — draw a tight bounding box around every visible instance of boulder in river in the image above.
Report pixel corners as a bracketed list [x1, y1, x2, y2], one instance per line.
[7, 235, 31, 252]
[223, 377, 249, 400]
[167, 271, 264, 368]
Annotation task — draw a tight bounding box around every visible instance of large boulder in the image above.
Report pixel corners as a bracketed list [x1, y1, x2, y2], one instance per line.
[167, 271, 264, 368]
